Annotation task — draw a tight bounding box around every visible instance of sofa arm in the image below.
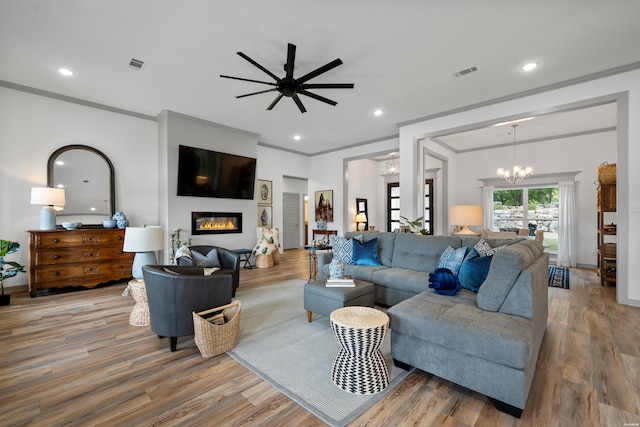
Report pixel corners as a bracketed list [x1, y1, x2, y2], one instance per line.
[316, 250, 333, 280]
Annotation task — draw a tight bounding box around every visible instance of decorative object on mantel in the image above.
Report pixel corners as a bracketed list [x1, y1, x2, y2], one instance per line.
[496, 124, 533, 185]
[61, 222, 82, 230]
[450, 205, 483, 235]
[30, 187, 65, 230]
[103, 217, 116, 228]
[0, 240, 26, 306]
[386, 153, 399, 175]
[123, 225, 164, 280]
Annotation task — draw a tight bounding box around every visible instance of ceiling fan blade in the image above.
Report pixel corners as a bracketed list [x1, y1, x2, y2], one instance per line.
[295, 58, 343, 85]
[236, 52, 281, 82]
[301, 83, 354, 89]
[266, 94, 284, 110]
[236, 88, 277, 99]
[220, 75, 278, 86]
[298, 89, 338, 106]
[285, 43, 296, 80]
[292, 94, 307, 113]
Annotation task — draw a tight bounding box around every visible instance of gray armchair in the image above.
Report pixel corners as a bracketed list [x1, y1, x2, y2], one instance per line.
[142, 265, 234, 352]
[176, 245, 240, 297]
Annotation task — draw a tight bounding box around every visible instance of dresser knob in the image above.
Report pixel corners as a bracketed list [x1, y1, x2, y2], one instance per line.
[53, 239, 59, 243]
[53, 272, 60, 276]
[53, 255, 60, 259]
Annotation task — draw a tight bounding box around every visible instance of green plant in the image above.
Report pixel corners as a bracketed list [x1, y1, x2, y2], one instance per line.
[399, 216, 428, 234]
[0, 240, 26, 297]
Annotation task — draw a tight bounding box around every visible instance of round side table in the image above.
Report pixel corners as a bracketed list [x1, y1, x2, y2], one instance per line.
[128, 279, 150, 326]
[330, 306, 390, 395]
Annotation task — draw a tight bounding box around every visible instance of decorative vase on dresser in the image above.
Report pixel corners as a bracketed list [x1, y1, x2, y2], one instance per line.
[27, 228, 134, 297]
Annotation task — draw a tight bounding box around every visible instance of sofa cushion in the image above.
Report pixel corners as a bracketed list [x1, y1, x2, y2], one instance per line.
[458, 249, 493, 292]
[346, 231, 396, 266]
[388, 290, 533, 370]
[191, 248, 221, 268]
[391, 234, 463, 273]
[371, 267, 431, 295]
[428, 268, 461, 296]
[352, 237, 382, 266]
[437, 245, 467, 275]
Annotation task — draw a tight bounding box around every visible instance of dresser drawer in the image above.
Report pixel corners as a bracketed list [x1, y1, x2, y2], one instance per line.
[34, 230, 125, 248]
[34, 262, 131, 283]
[34, 246, 131, 266]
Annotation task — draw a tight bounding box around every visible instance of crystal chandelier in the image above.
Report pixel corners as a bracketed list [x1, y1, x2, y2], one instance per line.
[386, 154, 399, 175]
[497, 124, 533, 185]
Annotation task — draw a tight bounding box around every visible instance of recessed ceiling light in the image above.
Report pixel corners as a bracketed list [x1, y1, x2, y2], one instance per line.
[293, 135, 301, 141]
[521, 62, 538, 72]
[374, 109, 383, 116]
[57, 67, 74, 76]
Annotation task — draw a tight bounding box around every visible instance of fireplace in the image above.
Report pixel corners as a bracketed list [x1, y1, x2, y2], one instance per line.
[192, 212, 242, 235]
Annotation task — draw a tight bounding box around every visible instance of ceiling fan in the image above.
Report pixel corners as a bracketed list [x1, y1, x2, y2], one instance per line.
[220, 43, 354, 113]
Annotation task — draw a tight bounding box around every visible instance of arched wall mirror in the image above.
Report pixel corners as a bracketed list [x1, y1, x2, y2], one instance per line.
[47, 145, 115, 226]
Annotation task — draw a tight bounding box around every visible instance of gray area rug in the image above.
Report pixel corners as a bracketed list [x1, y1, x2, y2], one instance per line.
[227, 279, 411, 427]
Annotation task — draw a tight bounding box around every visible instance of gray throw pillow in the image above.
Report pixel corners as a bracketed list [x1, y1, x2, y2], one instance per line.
[191, 249, 221, 268]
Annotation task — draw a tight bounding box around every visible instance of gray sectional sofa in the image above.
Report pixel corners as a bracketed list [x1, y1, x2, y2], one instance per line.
[317, 231, 549, 417]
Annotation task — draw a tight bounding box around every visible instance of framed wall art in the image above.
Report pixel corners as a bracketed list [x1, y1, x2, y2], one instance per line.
[258, 205, 273, 228]
[257, 179, 272, 205]
[314, 190, 333, 222]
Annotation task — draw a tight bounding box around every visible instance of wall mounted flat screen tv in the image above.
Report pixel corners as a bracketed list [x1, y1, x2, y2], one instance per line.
[177, 145, 256, 200]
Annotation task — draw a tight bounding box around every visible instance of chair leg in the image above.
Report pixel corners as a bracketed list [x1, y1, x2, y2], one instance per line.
[169, 337, 178, 352]
[307, 310, 313, 322]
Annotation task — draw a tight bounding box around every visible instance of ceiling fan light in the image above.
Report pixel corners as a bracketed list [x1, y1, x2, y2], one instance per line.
[521, 62, 538, 72]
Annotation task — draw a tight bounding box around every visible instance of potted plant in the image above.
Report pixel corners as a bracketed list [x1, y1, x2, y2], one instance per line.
[0, 240, 26, 306]
[399, 216, 428, 235]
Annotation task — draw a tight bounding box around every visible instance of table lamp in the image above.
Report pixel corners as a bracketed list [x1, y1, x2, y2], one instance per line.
[31, 187, 66, 230]
[355, 212, 367, 231]
[450, 205, 483, 235]
[123, 226, 164, 280]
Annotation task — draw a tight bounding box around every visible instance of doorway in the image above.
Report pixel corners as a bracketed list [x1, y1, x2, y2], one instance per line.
[283, 192, 301, 249]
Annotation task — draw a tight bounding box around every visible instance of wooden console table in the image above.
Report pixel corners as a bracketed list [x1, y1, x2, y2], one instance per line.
[27, 228, 133, 297]
[312, 229, 338, 243]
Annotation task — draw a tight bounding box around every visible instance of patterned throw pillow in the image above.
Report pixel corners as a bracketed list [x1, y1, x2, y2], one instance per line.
[330, 235, 363, 264]
[191, 248, 221, 268]
[437, 245, 467, 275]
[474, 239, 493, 256]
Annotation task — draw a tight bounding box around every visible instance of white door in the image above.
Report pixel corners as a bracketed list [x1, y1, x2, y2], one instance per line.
[283, 192, 301, 249]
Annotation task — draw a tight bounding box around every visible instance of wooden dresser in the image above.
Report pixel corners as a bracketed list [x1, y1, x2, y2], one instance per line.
[27, 228, 133, 297]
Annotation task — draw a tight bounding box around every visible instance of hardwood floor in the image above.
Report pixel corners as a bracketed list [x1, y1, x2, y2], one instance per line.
[1, 249, 639, 426]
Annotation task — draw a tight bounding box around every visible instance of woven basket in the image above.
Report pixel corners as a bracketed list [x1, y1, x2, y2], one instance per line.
[193, 300, 241, 358]
[602, 243, 617, 258]
[256, 254, 274, 268]
[598, 163, 616, 185]
[272, 250, 280, 265]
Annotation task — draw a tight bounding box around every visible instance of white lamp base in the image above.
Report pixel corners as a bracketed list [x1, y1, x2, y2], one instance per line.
[453, 225, 479, 235]
[132, 251, 158, 280]
[40, 205, 57, 230]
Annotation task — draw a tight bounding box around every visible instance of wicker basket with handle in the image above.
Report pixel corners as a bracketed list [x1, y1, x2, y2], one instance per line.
[193, 300, 241, 358]
[597, 162, 616, 185]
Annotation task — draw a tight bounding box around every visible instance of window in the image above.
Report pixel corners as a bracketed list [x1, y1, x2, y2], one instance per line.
[387, 183, 400, 232]
[493, 186, 559, 251]
[423, 179, 434, 235]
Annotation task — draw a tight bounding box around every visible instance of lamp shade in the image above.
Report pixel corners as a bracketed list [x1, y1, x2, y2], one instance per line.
[123, 226, 164, 252]
[355, 212, 367, 223]
[450, 205, 483, 235]
[31, 187, 65, 206]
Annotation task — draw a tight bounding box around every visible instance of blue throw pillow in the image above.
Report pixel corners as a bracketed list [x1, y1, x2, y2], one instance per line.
[352, 237, 381, 266]
[428, 267, 461, 296]
[458, 250, 493, 292]
[437, 245, 467, 275]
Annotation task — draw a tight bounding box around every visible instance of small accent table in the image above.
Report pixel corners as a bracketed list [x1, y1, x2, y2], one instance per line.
[330, 306, 390, 395]
[312, 229, 338, 244]
[127, 279, 150, 327]
[232, 248, 253, 269]
[304, 245, 332, 282]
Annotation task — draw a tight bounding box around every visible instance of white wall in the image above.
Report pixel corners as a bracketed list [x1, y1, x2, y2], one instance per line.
[0, 87, 158, 289]
[398, 68, 640, 306]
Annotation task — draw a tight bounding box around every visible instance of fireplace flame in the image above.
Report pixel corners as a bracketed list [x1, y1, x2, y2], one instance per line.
[200, 218, 237, 230]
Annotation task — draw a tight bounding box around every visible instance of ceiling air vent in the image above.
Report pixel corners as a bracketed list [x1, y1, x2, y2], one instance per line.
[129, 58, 146, 71]
[453, 66, 478, 78]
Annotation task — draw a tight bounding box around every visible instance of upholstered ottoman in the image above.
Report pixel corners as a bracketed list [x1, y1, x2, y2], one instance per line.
[304, 279, 375, 322]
